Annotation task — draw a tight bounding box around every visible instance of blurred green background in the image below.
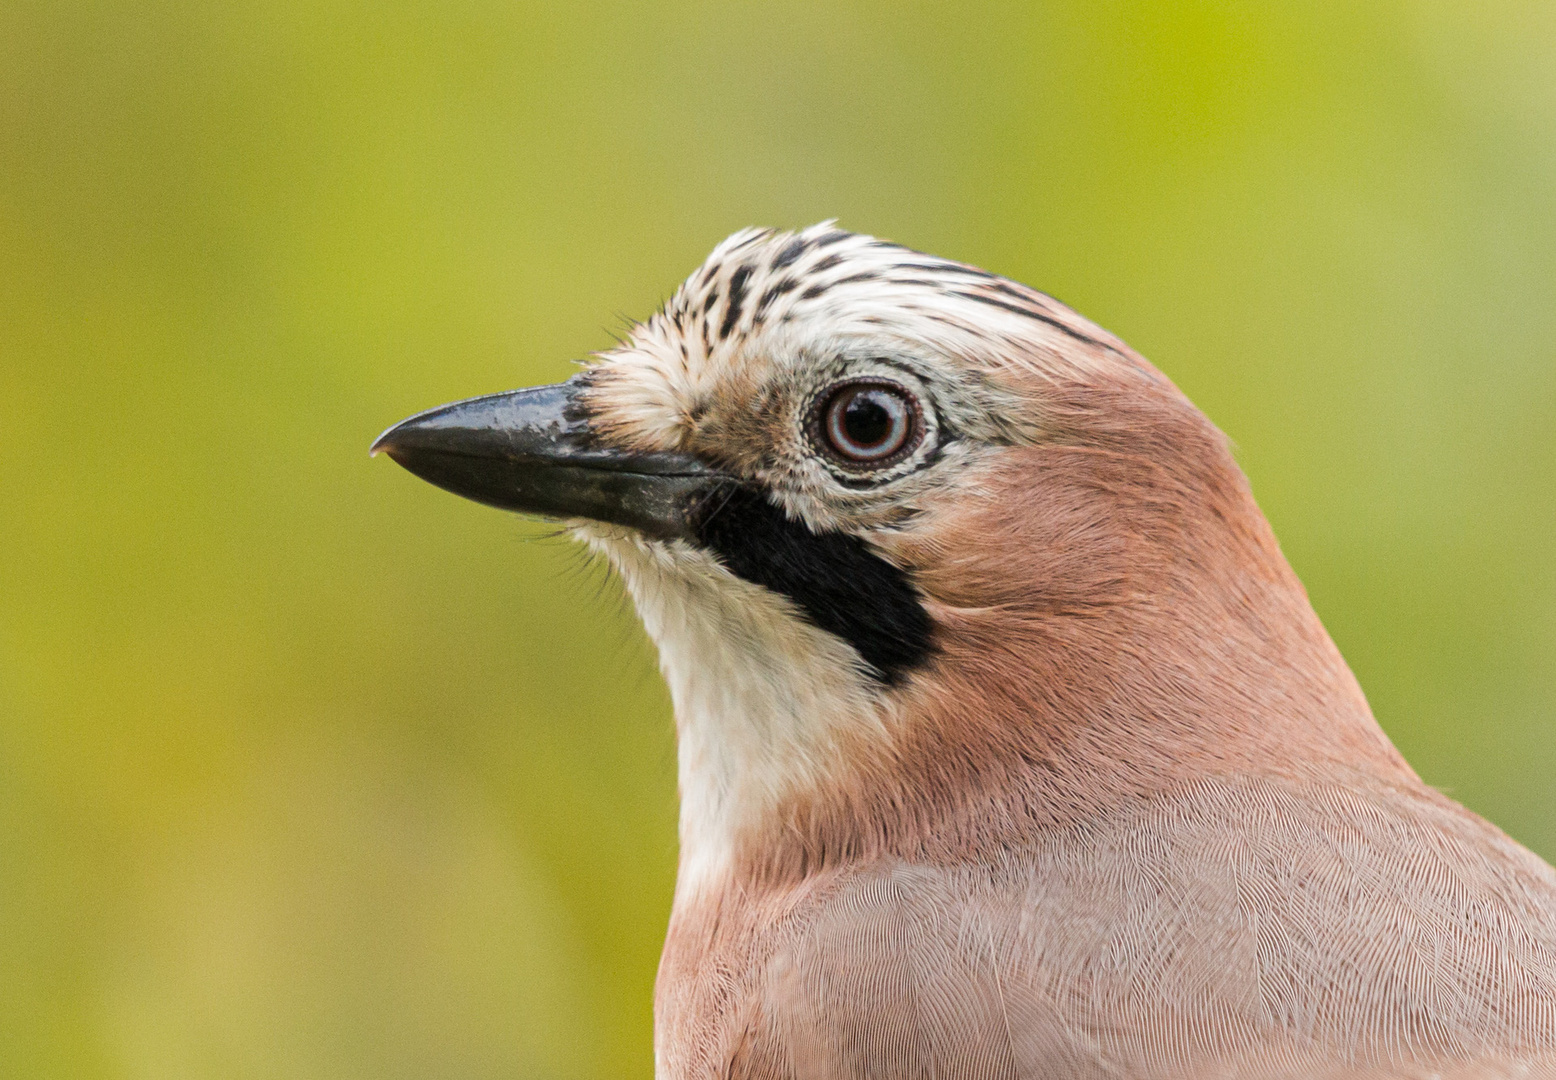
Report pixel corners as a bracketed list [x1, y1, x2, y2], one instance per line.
[2, 1, 1553, 1076]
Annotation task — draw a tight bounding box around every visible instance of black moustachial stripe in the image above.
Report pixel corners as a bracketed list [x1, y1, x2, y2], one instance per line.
[689, 487, 934, 685]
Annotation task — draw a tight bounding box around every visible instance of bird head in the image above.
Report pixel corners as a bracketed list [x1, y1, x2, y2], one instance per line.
[375, 224, 1409, 892]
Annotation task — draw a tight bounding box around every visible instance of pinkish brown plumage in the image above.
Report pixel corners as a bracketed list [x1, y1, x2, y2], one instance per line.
[375, 223, 1556, 1078]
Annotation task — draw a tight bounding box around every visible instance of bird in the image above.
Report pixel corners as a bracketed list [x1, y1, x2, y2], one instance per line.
[372, 223, 1556, 1079]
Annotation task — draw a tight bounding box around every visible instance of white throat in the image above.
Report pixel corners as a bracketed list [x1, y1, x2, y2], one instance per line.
[582, 531, 888, 899]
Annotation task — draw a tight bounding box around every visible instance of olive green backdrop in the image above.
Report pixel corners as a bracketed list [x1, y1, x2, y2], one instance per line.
[3, 1, 1553, 1076]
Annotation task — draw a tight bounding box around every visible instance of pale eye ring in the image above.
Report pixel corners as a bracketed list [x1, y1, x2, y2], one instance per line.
[809, 379, 925, 470]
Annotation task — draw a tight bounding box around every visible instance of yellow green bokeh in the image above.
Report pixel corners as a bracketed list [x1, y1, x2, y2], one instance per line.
[3, 2, 1553, 1076]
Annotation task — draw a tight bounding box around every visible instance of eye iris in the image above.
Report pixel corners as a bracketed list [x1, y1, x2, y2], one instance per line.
[820, 383, 918, 464]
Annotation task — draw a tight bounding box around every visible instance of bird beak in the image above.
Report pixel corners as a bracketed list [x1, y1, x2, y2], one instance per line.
[371, 376, 722, 540]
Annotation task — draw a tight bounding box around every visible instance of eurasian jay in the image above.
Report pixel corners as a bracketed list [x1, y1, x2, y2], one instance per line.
[374, 224, 1556, 1079]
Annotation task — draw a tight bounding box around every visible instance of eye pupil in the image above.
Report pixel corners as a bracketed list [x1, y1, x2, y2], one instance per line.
[814, 380, 924, 469]
[842, 394, 893, 448]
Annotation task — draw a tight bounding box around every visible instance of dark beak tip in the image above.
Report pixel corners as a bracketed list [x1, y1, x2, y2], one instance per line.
[371, 410, 442, 459]
[369, 427, 398, 458]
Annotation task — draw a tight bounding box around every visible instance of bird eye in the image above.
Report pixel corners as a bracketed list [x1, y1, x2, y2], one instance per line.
[811, 380, 925, 470]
